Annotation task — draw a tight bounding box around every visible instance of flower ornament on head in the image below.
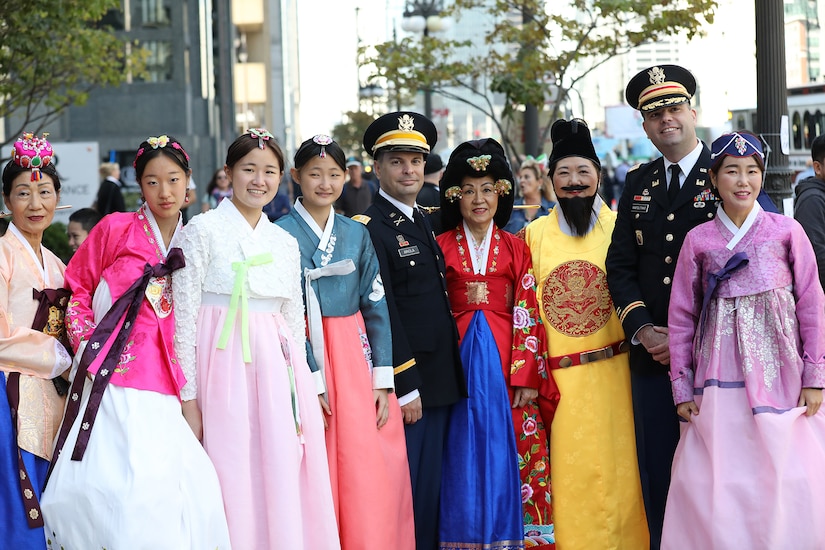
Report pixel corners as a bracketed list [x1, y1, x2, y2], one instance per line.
[133, 135, 190, 167]
[445, 186, 462, 203]
[12, 132, 54, 182]
[313, 134, 334, 158]
[494, 179, 513, 196]
[467, 155, 492, 171]
[147, 135, 170, 149]
[248, 128, 274, 150]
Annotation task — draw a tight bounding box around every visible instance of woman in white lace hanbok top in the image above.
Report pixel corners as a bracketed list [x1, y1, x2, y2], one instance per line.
[173, 129, 340, 549]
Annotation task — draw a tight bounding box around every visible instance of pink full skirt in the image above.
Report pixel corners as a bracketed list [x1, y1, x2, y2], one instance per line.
[662, 385, 825, 549]
[197, 303, 340, 549]
[322, 313, 415, 549]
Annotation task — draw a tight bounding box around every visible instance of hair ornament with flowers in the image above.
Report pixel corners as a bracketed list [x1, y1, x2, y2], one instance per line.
[248, 128, 274, 150]
[312, 134, 334, 158]
[133, 135, 190, 167]
[12, 132, 54, 182]
[445, 186, 462, 203]
[467, 155, 491, 171]
[494, 179, 513, 196]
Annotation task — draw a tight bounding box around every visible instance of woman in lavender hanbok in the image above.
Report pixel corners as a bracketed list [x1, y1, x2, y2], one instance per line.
[663, 131, 825, 549]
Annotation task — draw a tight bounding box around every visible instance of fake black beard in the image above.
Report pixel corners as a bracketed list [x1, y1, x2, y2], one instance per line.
[557, 194, 598, 237]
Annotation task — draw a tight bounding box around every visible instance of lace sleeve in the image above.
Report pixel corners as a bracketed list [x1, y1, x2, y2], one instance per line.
[280, 233, 308, 354]
[173, 220, 209, 401]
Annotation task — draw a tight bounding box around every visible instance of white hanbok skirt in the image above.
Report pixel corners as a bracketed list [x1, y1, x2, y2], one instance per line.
[41, 383, 231, 549]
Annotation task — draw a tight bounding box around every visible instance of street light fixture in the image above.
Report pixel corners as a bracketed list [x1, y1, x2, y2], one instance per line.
[400, 0, 452, 119]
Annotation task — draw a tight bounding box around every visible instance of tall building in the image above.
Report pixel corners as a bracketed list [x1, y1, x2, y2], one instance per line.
[5, 0, 301, 193]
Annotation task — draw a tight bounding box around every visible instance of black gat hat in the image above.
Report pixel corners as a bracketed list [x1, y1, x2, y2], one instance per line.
[625, 64, 696, 112]
[547, 118, 601, 174]
[363, 111, 437, 158]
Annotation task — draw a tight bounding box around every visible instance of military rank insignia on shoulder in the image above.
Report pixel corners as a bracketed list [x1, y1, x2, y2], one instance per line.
[352, 214, 371, 225]
[628, 163, 642, 173]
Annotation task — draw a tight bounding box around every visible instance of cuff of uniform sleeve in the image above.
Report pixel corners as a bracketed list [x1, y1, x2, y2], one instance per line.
[372, 366, 394, 391]
[313, 370, 326, 396]
[397, 389, 420, 407]
[631, 323, 653, 346]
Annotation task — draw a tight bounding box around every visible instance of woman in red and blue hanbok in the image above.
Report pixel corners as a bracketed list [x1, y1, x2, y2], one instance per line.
[436, 138, 557, 550]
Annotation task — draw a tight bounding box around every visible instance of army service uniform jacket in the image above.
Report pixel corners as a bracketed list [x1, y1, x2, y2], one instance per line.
[358, 193, 466, 407]
[606, 145, 717, 376]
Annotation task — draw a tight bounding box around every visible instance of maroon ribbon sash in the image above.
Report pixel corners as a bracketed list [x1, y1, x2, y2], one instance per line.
[46, 248, 185, 482]
[5, 287, 72, 527]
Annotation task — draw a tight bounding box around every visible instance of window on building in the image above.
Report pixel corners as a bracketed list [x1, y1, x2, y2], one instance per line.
[140, 0, 170, 28]
[137, 41, 173, 82]
[793, 111, 803, 149]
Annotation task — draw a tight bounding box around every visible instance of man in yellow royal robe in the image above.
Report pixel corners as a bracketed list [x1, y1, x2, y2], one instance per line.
[523, 118, 648, 550]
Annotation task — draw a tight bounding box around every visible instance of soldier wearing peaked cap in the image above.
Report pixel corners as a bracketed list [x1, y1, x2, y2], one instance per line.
[356, 111, 465, 550]
[606, 64, 717, 550]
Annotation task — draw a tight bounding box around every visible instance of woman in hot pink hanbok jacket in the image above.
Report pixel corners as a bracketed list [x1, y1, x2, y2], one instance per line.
[663, 132, 825, 549]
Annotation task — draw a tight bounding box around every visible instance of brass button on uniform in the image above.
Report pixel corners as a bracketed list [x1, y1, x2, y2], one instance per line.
[663, 276, 672, 285]
[410, 260, 416, 266]
[665, 234, 674, 242]
[665, 256, 673, 264]
[667, 213, 675, 221]
[635, 214, 640, 219]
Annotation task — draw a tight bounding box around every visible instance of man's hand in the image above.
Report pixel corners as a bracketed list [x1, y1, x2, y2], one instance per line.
[639, 325, 670, 365]
[401, 396, 423, 425]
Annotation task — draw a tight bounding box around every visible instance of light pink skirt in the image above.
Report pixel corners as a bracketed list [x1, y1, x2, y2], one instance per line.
[197, 300, 340, 549]
[662, 385, 825, 549]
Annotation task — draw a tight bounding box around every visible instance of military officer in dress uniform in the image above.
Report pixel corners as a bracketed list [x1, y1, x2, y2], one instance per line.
[355, 111, 465, 550]
[605, 65, 718, 550]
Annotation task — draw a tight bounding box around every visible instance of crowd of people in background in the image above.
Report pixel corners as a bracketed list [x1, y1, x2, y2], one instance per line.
[1, 62, 825, 550]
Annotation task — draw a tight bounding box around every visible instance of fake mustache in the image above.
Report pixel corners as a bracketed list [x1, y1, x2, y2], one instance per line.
[560, 185, 589, 192]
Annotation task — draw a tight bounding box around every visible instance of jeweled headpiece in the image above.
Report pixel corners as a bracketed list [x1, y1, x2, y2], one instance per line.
[313, 134, 333, 158]
[12, 133, 54, 182]
[248, 128, 274, 150]
[709, 131, 765, 172]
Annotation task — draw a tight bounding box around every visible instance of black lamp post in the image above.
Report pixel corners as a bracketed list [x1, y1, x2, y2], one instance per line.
[755, 0, 794, 208]
[400, 0, 449, 119]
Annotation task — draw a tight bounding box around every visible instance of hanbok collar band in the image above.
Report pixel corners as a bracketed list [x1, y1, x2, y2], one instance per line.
[717, 201, 762, 251]
[140, 205, 182, 258]
[7, 222, 49, 286]
[294, 198, 335, 249]
[217, 196, 267, 232]
[462, 220, 493, 275]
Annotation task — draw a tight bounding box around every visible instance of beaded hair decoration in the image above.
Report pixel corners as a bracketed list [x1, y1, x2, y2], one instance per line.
[133, 135, 190, 167]
[248, 128, 274, 150]
[445, 186, 462, 203]
[12, 133, 54, 182]
[494, 179, 513, 195]
[467, 155, 491, 171]
[313, 134, 333, 158]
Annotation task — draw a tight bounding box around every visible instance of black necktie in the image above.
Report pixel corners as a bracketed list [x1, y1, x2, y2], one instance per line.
[413, 207, 428, 233]
[668, 164, 681, 203]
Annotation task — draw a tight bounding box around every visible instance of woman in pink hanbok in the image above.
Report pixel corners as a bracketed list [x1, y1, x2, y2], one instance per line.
[173, 129, 339, 549]
[664, 132, 825, 549]
[42, 135, 230, 548]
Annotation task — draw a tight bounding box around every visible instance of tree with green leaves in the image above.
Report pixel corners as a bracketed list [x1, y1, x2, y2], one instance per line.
[0, 0, 144, 147]
[332, 111, 378, 160]
[362, 0, 716, 159]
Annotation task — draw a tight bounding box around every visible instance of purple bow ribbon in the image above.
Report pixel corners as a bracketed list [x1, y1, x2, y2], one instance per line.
[47, 248, 185, 480]
[699, 251, 749, 343]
